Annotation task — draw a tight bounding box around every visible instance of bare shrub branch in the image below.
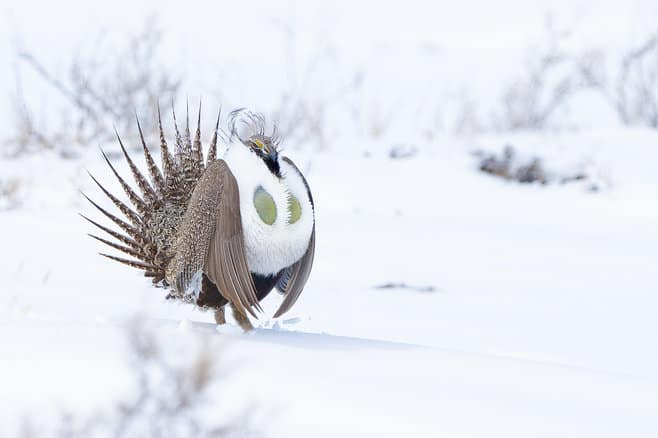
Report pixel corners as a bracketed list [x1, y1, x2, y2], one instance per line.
[17, 321, 262, 438]
[492, 21, 589, 131]
[10, 18, 181, 156]
[614, 33, 658, 127]
[0, 177, 23, 211]
[474, 145, 602, 190]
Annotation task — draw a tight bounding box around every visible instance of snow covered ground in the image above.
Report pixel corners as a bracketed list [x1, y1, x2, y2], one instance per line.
[1, 0, 658, 436]
[1, 126, 657, 436]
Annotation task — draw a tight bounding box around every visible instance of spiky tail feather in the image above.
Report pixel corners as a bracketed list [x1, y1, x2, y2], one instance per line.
[82, 103, 222, 287]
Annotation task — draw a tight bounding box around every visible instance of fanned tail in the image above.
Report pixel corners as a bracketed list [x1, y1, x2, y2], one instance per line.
[192, 100, 205, 174]
[136, 114, 166, 196]
[207, 107, 221, 165]
[82, 104, 221, 286]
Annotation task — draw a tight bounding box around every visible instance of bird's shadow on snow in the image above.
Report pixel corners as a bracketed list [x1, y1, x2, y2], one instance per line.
[156, 318, 419, 352]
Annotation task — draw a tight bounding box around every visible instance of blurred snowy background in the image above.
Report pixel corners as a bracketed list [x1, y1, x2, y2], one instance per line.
[1, 0, 657, 436]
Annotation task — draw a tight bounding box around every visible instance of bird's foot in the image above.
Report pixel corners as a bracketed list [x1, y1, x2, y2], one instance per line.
[231, 304, 254, 332]
[214, 307, 226, 325]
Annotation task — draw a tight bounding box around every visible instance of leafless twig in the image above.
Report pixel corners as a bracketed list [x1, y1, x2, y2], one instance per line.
[493, 21, 588, 131]
[17, 321, 262, 438]
[374, 282, 437, 293]
[10, 18, 181, 156]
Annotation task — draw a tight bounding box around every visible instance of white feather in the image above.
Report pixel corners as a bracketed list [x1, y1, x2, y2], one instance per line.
[223, 144, 314, 275]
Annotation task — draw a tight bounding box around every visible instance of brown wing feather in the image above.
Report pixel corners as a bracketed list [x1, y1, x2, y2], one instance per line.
[204, 161, 262, 316]
[166, 160, 261, 316]
[273, 156, 316, 318]
[273, 229, 315, 318]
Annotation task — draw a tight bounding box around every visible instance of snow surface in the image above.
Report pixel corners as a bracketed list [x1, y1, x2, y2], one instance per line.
[1, 0, 658, 436]
[1, 127, 658, 436]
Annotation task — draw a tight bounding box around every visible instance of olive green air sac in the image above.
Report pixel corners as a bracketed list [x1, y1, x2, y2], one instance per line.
[253, 186, 277, 225]
[287, 194, 302, 224]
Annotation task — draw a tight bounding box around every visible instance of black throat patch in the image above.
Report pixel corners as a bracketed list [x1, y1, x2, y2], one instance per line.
[262, 155, 281, 177]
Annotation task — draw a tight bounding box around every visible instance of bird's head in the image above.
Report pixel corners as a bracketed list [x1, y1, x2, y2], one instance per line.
[229, 109, 281, 177]
[247, 135, 280, 176]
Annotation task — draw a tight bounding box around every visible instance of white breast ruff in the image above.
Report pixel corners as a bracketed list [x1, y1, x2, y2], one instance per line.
[223, 145, 314, 275]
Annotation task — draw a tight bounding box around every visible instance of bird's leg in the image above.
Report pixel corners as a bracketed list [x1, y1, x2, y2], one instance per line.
[214, 306, 226, 325]
[231, 303, 254, 332]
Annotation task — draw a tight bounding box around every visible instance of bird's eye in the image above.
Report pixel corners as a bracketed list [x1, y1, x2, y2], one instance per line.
[252, 139, 265, 150]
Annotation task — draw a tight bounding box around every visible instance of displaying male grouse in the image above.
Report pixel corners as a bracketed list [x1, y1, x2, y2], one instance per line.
[82, 106, 315, 330]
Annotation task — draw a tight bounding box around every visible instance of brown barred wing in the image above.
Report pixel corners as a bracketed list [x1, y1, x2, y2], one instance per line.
[273, 156, 316, 318]
[167, 160, 262, 317]
[274, 228, 315, 318]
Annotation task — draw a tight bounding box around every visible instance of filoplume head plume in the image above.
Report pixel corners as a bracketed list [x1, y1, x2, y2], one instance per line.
[82, 103, 315, 330]
[228, 108, 282, 176]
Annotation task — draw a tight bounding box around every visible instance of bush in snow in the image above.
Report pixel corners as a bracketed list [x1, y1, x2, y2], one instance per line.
[490, 21, 592, 132]
[0, 177, 23, 211]
[476, 146, 546, 184]
[475, 145, 592, 187]
[17, 321, 262, 438]
[10, 18, 181, 156]
[583, 33, 658, 128]
[488, 20, 658, 132]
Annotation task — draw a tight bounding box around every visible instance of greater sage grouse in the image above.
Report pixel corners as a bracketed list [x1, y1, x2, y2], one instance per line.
[82, 106, 315, 330]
